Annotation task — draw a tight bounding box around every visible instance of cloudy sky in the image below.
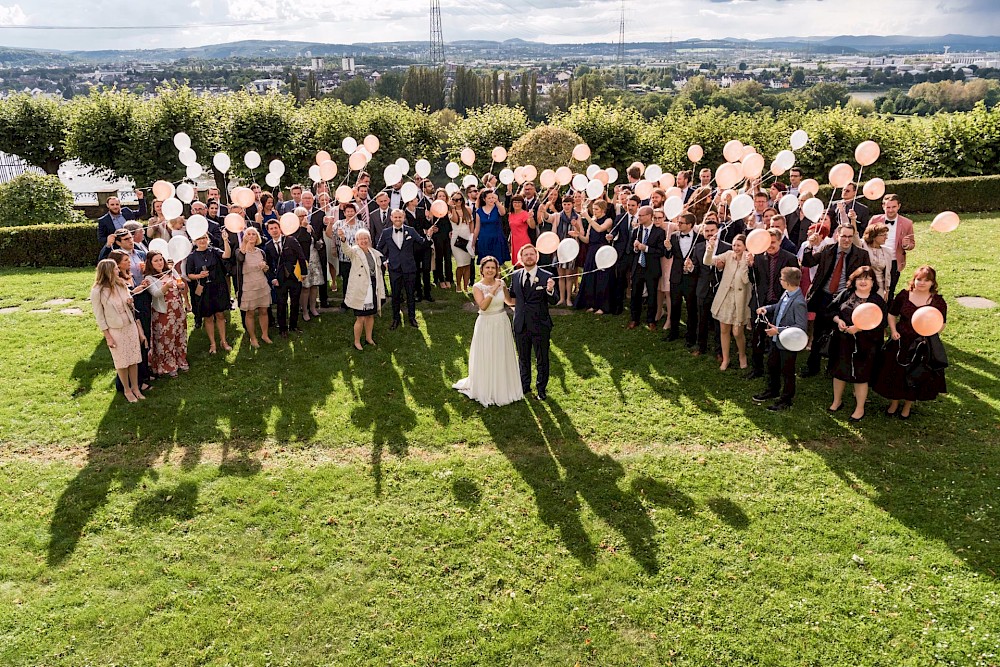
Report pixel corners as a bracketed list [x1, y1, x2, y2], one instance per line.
[0, 0, 997, 51]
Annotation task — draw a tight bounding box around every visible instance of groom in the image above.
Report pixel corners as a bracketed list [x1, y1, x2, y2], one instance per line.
[506, 244, 559, 400]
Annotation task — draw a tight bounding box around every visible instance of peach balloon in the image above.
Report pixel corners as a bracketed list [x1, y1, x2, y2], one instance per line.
[911, 305, 944, 337]
[799, 178, 820, 197]
[854, 140, 880, 167]
[231, 187, 255, 208]
[348, 151, 367, 171]
[745, 228, 770, 254]
[513, 166, 527, 184]
[335, 185, 354, 204]
[319, 159, 337, 181]
[572, 143, 591, 162]
[723, 140, 744, 163]
[741, 153, 765, 179]
[315, 150, 331, 165]
[430, 199, 449, 217]
[363, 134, 380, 153]
[852, 302, 883, 331]
[665, 186, 682, 200]
[829, 163, 855, 189]
[491, 146, 507, 162]
[556, 166, 573, 186]
[741, 145, 757, 159]
[862, 178, 886, 201]
[535, 231, 560, 254]
[931, 210, 961, 233]
[658, 173, 676, 190]
[629, 161, 645, 176]
[279, 212, 299, 236]
[223, 213, 246, 234]
[522, 164, 538, 182]
[539, 169, 557, 189]
[687, 144, 704, 163]
[152, 180, 174, 201]
[460, 147, 476, 166]
[770, 160, 786, 177]
[634, 180, 654, 199]
[595, 169, 609, 185]
[715, 163, 741, 190]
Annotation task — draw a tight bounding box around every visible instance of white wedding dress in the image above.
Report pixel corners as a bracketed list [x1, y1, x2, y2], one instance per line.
[453, 282, 524, 407]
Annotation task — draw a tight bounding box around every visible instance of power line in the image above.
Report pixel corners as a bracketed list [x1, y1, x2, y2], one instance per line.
[0, 20, 274, 30]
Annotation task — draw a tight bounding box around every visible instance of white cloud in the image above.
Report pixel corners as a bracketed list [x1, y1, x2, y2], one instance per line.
[0, 3, 27, 25]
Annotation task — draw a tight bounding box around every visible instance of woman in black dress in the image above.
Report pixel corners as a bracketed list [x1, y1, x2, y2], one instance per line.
[827, 266, 887, 422]
[185, 234, 232, 354]
[873, 265, 948, 419]
[574, 198, 615, 314]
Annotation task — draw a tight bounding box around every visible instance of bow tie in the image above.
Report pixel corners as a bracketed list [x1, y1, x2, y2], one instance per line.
[680, 233, 691, 239]
[885, 218, 896, 225]
[394, 228, 403, 234]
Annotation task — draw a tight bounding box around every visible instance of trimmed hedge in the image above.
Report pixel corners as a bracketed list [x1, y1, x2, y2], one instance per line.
[0, 222, 96, 268]
[815, 174, 1000, 215]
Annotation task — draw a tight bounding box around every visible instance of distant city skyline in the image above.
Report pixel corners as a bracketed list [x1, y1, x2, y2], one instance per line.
[0, 0, 997, 52]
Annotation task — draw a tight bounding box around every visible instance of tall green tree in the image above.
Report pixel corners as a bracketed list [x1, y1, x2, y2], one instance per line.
[0, 94, 70, 174]
[528, 71, 538, 120]
[289, 72, 301, 105]
[375, 71, 405, 101]
[335, 77, 372, 107]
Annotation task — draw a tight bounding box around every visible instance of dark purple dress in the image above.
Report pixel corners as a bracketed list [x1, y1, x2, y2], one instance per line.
[828, 290, 887, 384]
[873, 290, 948, 401]
[574, 215, 613, 313]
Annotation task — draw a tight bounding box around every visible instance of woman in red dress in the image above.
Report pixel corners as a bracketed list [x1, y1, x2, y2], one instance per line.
[507, 194, 533, 267]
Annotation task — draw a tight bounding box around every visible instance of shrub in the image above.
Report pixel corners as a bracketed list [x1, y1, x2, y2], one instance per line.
[0, 172, 80, 228]
[550, 99, 658, 172]
[507, 125, 587, 175]
[445, 105, 531, 172]
[0, 222, 95, 267]
[816, 174, 1000, 215]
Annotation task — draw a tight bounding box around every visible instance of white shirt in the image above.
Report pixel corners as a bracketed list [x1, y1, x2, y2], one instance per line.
[884, 217, 898, 261]
[677, 231, 694, 257]
[392, 226, 405, 249]
[389, 190, 402, 211]
[523, 266, 537, 286]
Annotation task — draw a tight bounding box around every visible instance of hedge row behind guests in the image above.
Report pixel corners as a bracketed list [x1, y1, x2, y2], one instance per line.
[91, 259, 147, 403]
[143, 251, 189, 376]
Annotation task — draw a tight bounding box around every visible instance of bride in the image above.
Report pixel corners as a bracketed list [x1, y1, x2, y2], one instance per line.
[453, 256, 524, 407]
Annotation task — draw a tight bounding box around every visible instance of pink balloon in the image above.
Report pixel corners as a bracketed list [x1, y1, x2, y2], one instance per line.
[535, 231, 560, 254]
[770, 160, 786, 177]
[555, 166, 573, 186]
[279, 212, 299, 236]
[852, 302, 883, 331]
[491, 146, 507, 162]
[741, 153, 765, 179]
[745, 228, 770, 254]
[319, 159, 337, 181]
[715, 163, 741, 190]
[335, 185, 354, 204]
[348, 151, 367, 171]
[634, 180, 654, 199]
[723, 140, 744, 163]
[539, 169, 557, 189]
[595, 170, 609, 185]
[522, 165, 537, 182]
[315, 150, 331, 165]
[430, 199, 449, 218]
[224, 213, 246, 233]
[855, 140, 881, 167]
[664, 187, 682, 200]
[829, 163, 855, 189]
[931, 210, 960, 233]
[741, 145, 757, 159]
[231, 187, 255, 209]
[572, 143, 591, 162]
[912, 305, 944, 337]
[513, 166, 527, 184]
[658, 173, 676, 190]
[460, 148, 476, 166]
[687, 144, 704, 163]
[863, 178, 886, 200]
[152, 180, 174, 201]
[363, 134, 380, 153]
[799, 178, 820, 197]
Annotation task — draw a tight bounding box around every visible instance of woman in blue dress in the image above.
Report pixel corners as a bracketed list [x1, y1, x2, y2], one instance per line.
[473, 189, 510, 267]
[574, 199, 615, 314]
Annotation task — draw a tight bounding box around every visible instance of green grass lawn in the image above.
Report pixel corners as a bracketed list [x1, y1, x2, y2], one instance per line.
[1, 215, 999, 665]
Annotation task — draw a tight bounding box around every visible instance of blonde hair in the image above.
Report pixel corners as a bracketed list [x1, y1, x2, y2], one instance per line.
[241, 227, 262, 249]
[93, 259, 120, 290]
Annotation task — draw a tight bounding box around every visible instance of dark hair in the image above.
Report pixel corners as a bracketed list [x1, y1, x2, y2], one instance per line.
[479, 255, 500, 272]
[864, 222, 889, 245]
[771, 181, 787, 193]
[908, 265, 939, 294]
[678, 212, 696, 226]
[342, 202, 357, 212]
[108, 249, 129, 278]
[847, 265, 878, 291]
[266, 219, 281, 228]
[753, 191, 769, 201]
[780, 266, 801, 286]
[511, 194, 525, 206]
[627, 165, 642, 180]
[289, 183, 303, 192]
[143, 251, 167, 276]
[733, 233, 747, 246]
[561, 196, 574, 206]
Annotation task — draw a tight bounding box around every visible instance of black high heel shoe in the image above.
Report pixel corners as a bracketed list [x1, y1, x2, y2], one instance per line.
[849, 413, 865, 423]
[827, 403, 843, 413]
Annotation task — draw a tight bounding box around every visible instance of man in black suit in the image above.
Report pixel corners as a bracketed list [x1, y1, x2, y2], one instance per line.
[748, 229, 800, 378]
[697, 218, 730, 358]
[767, 214, 799, 255]
[607, 193, 639, 316]
[404, 199, 435, 302]
[800, 224, 869, 377]
[829, 183, 871, 235]
[505, 244, 560, 400]
[628, 206, 666, 331]
[262, 219, 308, 337]
[376, 209, 431, 329]
[664, 212, 704, 348]
[96, 191, 147, 249]
[206, 188, 229, 215]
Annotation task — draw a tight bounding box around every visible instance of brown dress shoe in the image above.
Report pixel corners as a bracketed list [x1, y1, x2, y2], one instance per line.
[627, 321, 638, 330]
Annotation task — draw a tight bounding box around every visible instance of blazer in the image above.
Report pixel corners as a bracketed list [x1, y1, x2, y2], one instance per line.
[801, 243, 869, 307]
[867, 213, 915, 270]
[90, 283, 136, 331]
[717, 218, 746, 245]
[830, 200, 871, 235]
[342, 244, 386, 313]
[96, 199, 148, 242]
[666, 231, 705, 287]
[630, 224, 666, 275]
[750, 249, 799, 311]
[278, 200, 302, 215]
[376, 224, 428, 274]
[764, 288, 808, 351]
[610, 211, 635, 267]
[369, 207, 392, 242]
[705, 247, 751, 322]
[510, 267, 559, 335]
[262, 235, 307, 285]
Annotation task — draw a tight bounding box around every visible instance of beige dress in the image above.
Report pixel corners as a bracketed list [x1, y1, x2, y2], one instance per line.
[240, 248, 272, 311]
[91, 283, 142, 369]
[705, 248, 751, 327]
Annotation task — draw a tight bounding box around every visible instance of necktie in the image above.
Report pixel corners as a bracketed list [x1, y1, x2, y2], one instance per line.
[639, 227, 649, 267]
[828, 251, 845, 294]
[523, 271, 529, 288]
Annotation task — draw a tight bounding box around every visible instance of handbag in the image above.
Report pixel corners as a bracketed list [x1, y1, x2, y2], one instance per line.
[927, 333, 949, 370]
[454, 236, 469, 252]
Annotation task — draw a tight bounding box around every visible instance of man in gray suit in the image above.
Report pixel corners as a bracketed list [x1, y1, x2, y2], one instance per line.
[753, 266, 808, 412]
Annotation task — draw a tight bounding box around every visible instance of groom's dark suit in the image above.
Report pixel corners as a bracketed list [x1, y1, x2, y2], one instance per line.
[510, 266, 560, 397]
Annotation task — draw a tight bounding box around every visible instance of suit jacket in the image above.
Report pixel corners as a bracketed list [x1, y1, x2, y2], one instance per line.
[376, 224, 428, 274]
[830, 200, 871, 235]
[868, 213, 915, 270]
[369, 207, 392, 242]
[667, 231, 705, 288]
[96, 199, 148, 242]
[381, 187, 405, 211]
[610, 211, 635, 266]
[263, 235, 307, 285]
[764, 288, 808, 351]
[630, 224, 666, 275]
[801, 243, 868, 307]
[697, 239, 731, 299]
[750, 249, 799, 311]
[718, 218, 746, 245]
[278, 200, 305, 215]
[510, 267, 559, 335]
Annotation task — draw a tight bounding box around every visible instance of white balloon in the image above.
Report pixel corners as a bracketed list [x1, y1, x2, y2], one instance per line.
[445, 182, 460, 196]
[664, 195, 683, 220]
[212, 152, 231, 174]
[265, 172, 280, 187]
[178, 148, 197, 167]
[308, 164, 322, 183]
[775, 149, 796, 171]
[606, 167, 619, 184]
[499, 168, 515, 185]
[778, 193, 799, 217]
[161, 197, 183, 220]
[176, 182, 195, 204]
[557, 237, 580, 264]
[173, 132, 191, 151]
[790, 130, 809, 151]
[446, 162, 460, 179]
[802, 197, 824, 223]
[585, 179, 604, 200]
[415, 159, 432, 178]
[400, 181, 419, 203]
[644, 164, 663, 182]
[586, 164, 600, 179]
[595, 245, 618, 270]
[342, 137, 357, 154]
[462, 174, 479, 189]
[778, 327, 809, 352]
[168, 235, 193, 264]
[383, 164, 402, 186]
[269, 159, 285, 177]
[395, 158, 410, 175]
[186, 164, 202, 180]
[729, 193, 754, 221]
[572, 174, 589, 191]
[148, 238, 169, 256]
[244, 151, 261, 169]
[186, 214, 209, 240]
